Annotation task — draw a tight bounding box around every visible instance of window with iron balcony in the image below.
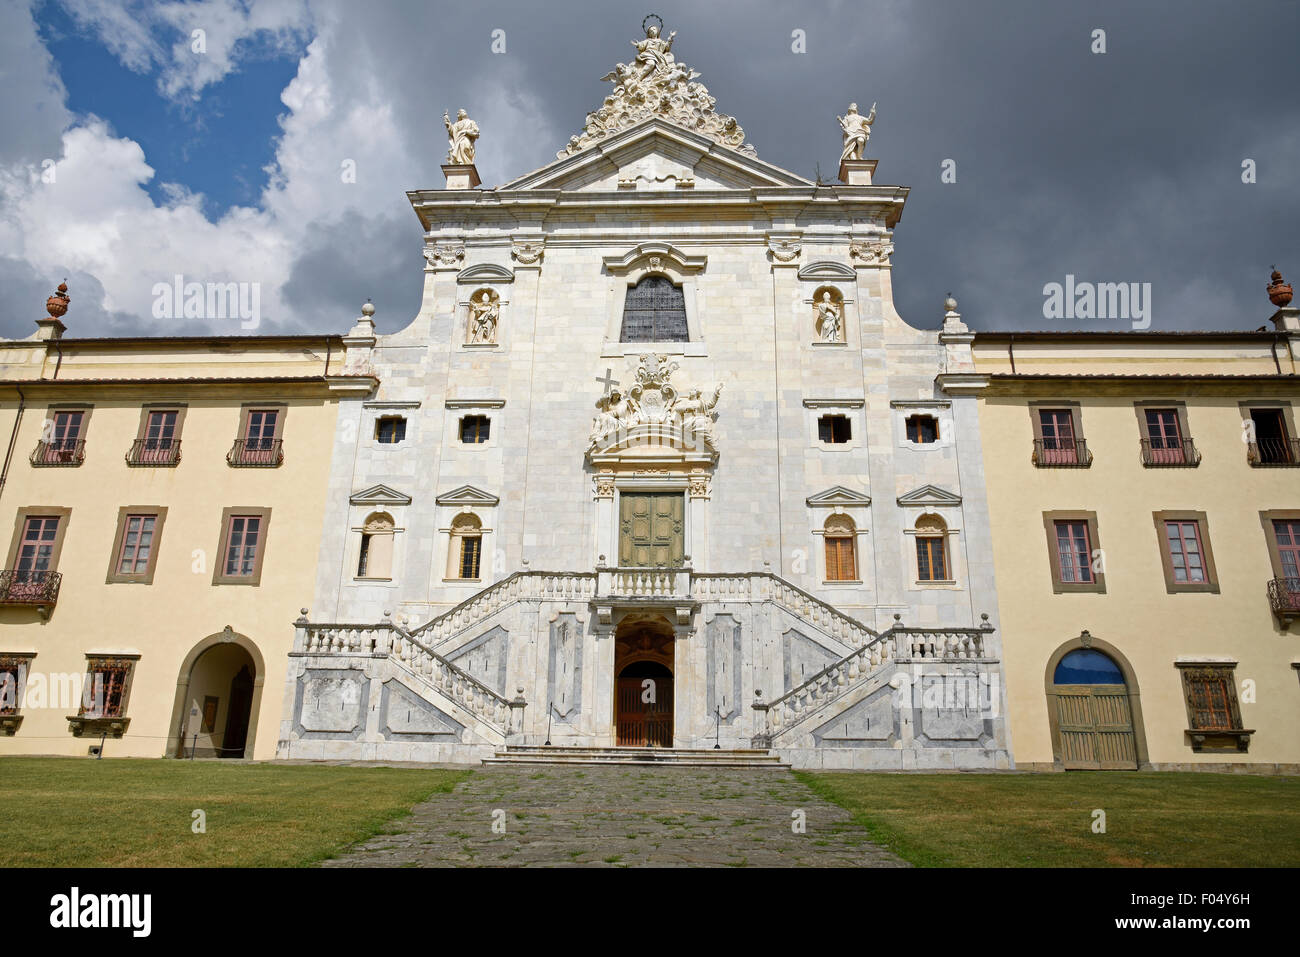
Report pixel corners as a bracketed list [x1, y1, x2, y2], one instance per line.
[1139, 408, 1200, 467]
[227, 407, 285, 467]
[1032, 407, 1092, 467]
[2, 509, 69, 612]
[1265, 515, 1300, 625]
[30, 409, 87, 467]
[128, 409, 183, 466]
[1246, 408, 1300, 466]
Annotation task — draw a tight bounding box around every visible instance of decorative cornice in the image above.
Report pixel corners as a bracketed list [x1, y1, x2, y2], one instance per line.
[797, 260, 857, 282]
[896, 484, 963, 507]
[602, 241, 707, 275]
[456, 263, 515, 284]
[436, 485, 501, 507]
[802, 398, 865, 409]
[350, 484, 413, 507]
[806, 485, 872, 507]
[445, 398, 506, 409]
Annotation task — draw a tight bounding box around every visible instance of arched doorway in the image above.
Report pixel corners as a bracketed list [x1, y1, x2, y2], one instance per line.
[1045, 636, 1146, 770]
[614, 615, 675, 748]
[166, 630, 266, 759]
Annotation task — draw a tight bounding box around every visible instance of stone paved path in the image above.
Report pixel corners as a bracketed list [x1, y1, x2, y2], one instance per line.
[321, 765, 907, 867]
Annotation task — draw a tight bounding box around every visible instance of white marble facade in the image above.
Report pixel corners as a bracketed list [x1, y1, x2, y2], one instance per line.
[278, 26, 1009, 770]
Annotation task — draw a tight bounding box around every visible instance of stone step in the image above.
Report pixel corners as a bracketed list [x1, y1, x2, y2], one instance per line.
[483, 745, 790, 768]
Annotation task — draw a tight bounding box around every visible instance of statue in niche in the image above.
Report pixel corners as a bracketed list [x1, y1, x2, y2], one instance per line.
[468, 290, 499, 343]
[838, 102, 877, 162]
[443, 109, 480, 164]
[816, 290, 843, 342]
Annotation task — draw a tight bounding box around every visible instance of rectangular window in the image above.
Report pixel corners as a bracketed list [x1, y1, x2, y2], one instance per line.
[1038, 409, 1079, 465]
[245, 410, 278, 448]
[825, 537, 856, 581]
[229, 406, 285, 467]
[1180, 665, 1245, 735]
[905, 415, 938, 443]
[460, 415, 490, 444]
[1143, 408, 1187, 465]
[81, 661, 132, 718]
[459, 535, 482, 579]
[32, 409, 88, 466]
[1249, 408, 1295, 465]
[376, 417, 407, 444]
[116, 514, 156, 577]
[51, 411, 83, 448]
[16, 516, 59, 576]
[224, 516, 261, 578]
[817, 415, 851, 444]
[1055, 520, 1093, 583]
[1276, 519, 1300, 580]
[213, 508, 271, 585]
[145, 410, 178, 449]
[916, 537, 948, 581]
[1164, 520, 1205, 583]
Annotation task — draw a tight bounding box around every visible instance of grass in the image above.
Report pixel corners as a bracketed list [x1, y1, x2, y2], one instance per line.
[796, 770, 1300, 867]
[0, 758, 468, 867]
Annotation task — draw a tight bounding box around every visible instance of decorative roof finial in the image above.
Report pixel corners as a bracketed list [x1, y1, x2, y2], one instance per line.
[361, 298, 375, 317]
[1268, 266, 1293, 308]
[46, 279, 70, 319]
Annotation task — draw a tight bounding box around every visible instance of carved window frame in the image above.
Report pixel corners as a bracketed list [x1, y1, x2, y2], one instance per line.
[602, 258, 706, 357]
[902, 511, 963, 589]
[105, 506, 169, 585]
[0, 652, 35, 730]
[354, 511, 399, 582]
[891, 399, 953, 453]
[803, 399, 865, 453]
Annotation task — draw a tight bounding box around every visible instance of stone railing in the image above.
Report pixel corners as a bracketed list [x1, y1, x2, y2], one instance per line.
[692, 572, 877, 649]
[294, 618, 513, 731]
[754, 621, 995, 744]
[408, 570, 596, 645]
[597, 566, 690, 599]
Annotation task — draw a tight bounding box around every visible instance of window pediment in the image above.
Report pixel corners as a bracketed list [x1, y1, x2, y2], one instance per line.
[806, 486, 871, 507]
[603, 242, 707, 277]
[896, 484, 962, 507]
[435, 485, 500, 507]
[350, 484, 412, 507]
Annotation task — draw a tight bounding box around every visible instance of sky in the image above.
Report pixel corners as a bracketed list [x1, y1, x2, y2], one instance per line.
[0, 0, 1296, 340]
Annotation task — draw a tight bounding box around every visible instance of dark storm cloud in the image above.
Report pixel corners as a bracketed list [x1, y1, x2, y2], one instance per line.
[382, 0, 1297, 332]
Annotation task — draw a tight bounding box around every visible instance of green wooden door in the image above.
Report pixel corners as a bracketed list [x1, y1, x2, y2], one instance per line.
[619, 492, 685, 567]
[1053, 684, 1138, 770]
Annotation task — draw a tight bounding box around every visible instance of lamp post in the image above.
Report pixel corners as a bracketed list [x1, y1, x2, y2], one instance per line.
[714, 706, 722, 750]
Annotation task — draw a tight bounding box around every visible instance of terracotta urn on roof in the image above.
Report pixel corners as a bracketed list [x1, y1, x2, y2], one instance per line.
[1268, 268, 1293, 308]
[46, 281, 70, 319]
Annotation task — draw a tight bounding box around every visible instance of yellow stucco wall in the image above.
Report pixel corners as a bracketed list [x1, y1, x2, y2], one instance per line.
[975, 352, 1300, 767]
[0, 338, 343, 761]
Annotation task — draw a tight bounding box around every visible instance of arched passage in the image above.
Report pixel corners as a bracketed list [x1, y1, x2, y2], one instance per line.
[613, 614, 675, 748]
[166, 629, 266, 759]
[1044, 634, 1148, 770]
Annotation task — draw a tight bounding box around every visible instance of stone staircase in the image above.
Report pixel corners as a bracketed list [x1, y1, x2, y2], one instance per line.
[483, 745, 789, 768]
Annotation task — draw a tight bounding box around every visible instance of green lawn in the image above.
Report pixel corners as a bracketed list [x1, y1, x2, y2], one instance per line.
[797, 770, 1300, 867]
[0, 758, 468, 867]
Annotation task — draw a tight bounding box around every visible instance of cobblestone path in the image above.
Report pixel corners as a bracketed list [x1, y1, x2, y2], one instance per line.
[321, 765, 907, 867]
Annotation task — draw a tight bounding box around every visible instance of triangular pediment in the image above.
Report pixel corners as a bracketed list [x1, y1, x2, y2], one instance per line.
[806, 485, 871, 507]
[500, 119, 813, 193]
[350, 484, 412, 506]
[435, 485, 500, 507]
[896, 484, 963, 507]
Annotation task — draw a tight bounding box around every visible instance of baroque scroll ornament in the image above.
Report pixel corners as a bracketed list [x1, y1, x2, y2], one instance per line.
[559, 21, 755, 159]
[588, 353, 723, 448]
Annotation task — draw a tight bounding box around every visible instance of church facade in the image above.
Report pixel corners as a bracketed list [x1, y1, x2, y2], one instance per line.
[277, 24, 1011, 769]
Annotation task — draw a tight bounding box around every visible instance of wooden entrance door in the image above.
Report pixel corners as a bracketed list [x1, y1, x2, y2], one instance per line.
[1052, 685, 1138, 769]
[222, 665, 254, 758]
[619, 492, 684, 567]
[616, 676, 673, 747]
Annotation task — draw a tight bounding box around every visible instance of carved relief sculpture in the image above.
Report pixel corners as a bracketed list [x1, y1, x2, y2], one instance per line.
[850, 239, 894, 265]
[560, 18, 755, 158]
[838, 102, 877, 161]
[588, 353, 723, 450]
[815, 291, 842, 342]
[468, 290, 500, 344]
[444, 109, 480, 164]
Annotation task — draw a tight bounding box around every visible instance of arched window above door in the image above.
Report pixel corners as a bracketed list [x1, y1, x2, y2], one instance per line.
[1053, 648, 1125, 685]
[620, 275, 688, 342]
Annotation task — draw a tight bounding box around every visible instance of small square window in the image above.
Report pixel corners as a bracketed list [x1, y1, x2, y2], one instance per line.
[817, 415, 851, 444]
[905, 415, 938, 443]
[376, 417, 407, 444]
[460, 415, 491, 444]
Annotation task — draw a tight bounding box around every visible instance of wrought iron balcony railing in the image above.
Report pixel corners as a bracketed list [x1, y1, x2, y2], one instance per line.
[1032, 438, 1093, 468]
[1247, 438, 1300, 467]
[226, 438, 283, 468]
[126, 438, 181, 467]
[1140, 437, 1201, 467]
[0, 569, 62, 606]
[1267, 577, 1300, 623]
[29, 439, 85, 467]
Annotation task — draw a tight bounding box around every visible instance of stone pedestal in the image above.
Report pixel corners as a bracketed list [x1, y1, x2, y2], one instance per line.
[442, 163, 481, 189]
[838, 158, 876, 185]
